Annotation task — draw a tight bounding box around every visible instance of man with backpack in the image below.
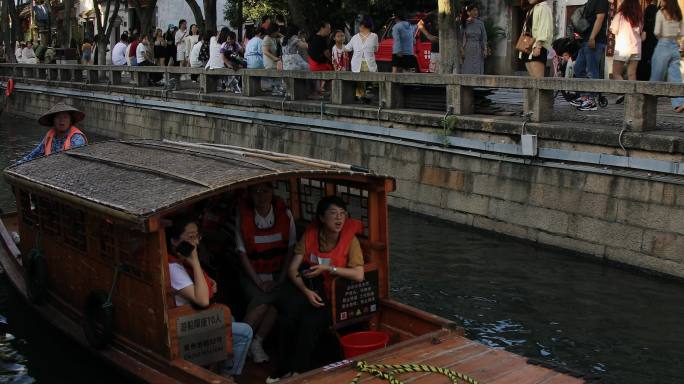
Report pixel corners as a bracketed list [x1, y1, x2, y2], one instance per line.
[570, 0, 609, 111]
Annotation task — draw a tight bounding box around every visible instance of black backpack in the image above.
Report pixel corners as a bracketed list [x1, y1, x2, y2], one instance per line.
[570, 4, 591, 33]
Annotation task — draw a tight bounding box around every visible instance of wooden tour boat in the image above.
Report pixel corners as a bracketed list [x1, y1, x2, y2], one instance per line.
[0, 140, 584, 384]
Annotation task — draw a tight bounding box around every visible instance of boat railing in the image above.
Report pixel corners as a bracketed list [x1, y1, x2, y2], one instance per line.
[2, 62, 684, 132]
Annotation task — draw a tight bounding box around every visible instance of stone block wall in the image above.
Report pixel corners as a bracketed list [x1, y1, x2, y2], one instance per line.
[9, 91, 684, 278]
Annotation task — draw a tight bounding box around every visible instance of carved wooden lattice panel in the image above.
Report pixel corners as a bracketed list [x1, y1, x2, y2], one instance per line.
[92, 220, 150, 281]
[36, 195, 61, 236]
[273, 179, 291, 207]
[336, 184, 369, 237]
[60, 204, 87, 252]
[298, 178, 326, 222]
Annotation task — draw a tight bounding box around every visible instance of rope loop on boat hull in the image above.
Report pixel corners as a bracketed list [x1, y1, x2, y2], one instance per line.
[350, 361, 480, 384]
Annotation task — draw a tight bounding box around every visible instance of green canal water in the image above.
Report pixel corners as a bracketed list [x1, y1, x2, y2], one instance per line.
[0, 114, 683, 383]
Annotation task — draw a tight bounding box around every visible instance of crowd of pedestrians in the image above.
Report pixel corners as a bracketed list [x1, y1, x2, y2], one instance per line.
[5, 1, 684, 109]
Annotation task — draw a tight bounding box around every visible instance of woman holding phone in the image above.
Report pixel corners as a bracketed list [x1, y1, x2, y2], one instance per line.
[166, 217, 253, 378]
[267, 196, 364, 383]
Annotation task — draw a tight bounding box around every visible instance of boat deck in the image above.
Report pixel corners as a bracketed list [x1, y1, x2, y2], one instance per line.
[285, 330, 584, 384]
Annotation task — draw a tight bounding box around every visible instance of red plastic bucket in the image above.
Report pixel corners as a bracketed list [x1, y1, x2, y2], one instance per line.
[340, 331, 390, 358]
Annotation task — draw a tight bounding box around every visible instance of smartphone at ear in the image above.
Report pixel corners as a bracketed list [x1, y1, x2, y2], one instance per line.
[176, 241, 195, 258]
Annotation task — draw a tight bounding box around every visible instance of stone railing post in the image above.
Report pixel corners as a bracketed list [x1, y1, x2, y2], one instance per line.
[200, 71, 219, 93]
[109, 68, 122, 85]
[331, 79, 356, 104]
[86, 68, 99, 83]
[72, 68, 84, 82]
[624, 94, 657, 131]
[285, 76, 308, 101]
[48, 67, 59, 81]
[242, 72, 261, 97]
[58, 68, 72, 81]
[523, 87, 554, 122]
[133, 69, 149, 87]
[447, 84, 474, 115]
[379, 80, 403, 109]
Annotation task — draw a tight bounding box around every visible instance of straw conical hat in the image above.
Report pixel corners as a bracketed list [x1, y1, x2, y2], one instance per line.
[38, 103, 85, 127]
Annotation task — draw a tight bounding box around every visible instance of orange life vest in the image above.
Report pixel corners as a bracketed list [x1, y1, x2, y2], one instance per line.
[302, 218, 363, 299]
[168, 254, 215, 304]
[43, 126, 87, 156]
[239, 197, 291, 274]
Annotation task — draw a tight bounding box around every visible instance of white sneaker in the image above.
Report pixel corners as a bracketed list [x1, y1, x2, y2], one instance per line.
[249, 337, 270, 364]
[265, 372, 297, 383]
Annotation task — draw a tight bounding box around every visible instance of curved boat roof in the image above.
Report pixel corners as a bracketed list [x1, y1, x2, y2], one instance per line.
[4, 140, 392, 222]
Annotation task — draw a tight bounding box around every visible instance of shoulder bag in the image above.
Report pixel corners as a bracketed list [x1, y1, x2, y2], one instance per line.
[516, 9, 536, 54]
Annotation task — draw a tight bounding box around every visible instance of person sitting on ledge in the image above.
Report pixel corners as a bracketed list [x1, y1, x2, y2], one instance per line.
[166, 216, 253, 378]
[17, 103, 88, 164]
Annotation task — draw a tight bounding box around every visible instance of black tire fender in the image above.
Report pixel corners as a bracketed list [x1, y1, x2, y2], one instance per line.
[82, 289, 114, 349]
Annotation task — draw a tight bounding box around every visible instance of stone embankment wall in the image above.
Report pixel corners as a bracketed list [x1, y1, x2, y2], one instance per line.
[8, 90, 684, 278]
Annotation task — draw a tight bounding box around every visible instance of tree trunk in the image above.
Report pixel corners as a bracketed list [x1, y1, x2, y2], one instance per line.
[1, 0, 11, 63]
[7, 0, 20, 61]
[236, 0, 243, 41]
[132, 0, 157, 37]
[94, 0, 121, 65]
[203, 0, 217, 33]
[184, 0, 205, 33]
[63, 0, 74, 48]
[438, 0, 460, 74]
[97, 41, 108, 65]
[287, 0, 308, 31]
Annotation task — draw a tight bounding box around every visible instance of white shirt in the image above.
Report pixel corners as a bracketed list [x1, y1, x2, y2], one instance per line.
[206, 36, 224, 69]
[345, 32, 379, 72]
[235, 206, 297, 254]
[175, 29, 188, 53]
[185, 35, 199, 57]
[135, 42, 148, 64]
[22, 47, 36, 60]
[112, 41, 127, 65]
[14, 47, 23, 63]
[190, 40, 203, 67]
[169, 263, 193, 307]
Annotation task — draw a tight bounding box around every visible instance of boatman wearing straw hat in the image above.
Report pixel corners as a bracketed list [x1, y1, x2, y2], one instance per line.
[17, 103, 88, 164]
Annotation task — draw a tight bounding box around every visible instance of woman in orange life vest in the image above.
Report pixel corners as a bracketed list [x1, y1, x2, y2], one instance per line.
[235, 182, 296, 364]
[267, 196, 364, 382]
[17, 103, 88, 164]
[166, 216, 254, 377]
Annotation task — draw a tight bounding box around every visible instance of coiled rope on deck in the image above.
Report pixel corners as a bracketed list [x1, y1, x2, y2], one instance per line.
[350, 361, 480, 384]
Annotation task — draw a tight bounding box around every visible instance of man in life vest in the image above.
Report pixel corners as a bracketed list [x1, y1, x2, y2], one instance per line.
[235, 182, 296, 364]
[166, 216, 253, 378]
[17, 103, 88, 164]
[267, 196, 364, 382]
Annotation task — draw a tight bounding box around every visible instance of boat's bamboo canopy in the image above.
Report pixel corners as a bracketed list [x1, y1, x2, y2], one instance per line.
[4, 140, 391, 219]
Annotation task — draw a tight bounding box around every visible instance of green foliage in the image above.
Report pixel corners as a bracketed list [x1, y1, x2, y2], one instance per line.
[225, 0, 435, 33]
[224, 0, 289, 28]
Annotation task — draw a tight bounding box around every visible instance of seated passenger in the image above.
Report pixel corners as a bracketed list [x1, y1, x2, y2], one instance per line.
[268, 196, 364, 382]
[166, 217, 253, 377]
[18, 103, 88, 164]
[235, 182, 296, 364]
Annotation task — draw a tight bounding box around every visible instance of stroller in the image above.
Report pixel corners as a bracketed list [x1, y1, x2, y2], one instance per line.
[551, 35, 608, 108]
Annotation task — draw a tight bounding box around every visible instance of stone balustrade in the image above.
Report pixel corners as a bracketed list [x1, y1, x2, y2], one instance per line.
[2, 63, 684, 132]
